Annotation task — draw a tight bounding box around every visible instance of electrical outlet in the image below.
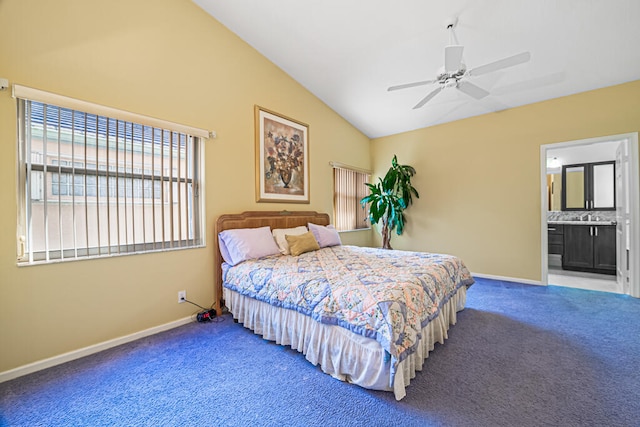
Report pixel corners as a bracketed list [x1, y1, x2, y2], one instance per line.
[178, 290, 186, 303]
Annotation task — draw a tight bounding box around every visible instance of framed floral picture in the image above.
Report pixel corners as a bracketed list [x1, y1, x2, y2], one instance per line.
[255, 105, 309, 203]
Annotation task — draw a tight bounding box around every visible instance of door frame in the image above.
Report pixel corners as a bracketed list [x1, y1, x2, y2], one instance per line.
[540, 132, 640, 297]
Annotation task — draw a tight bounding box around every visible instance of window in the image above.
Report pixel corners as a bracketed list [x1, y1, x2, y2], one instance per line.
[15, 86, 207, 264]
[332, 164, 370, 231]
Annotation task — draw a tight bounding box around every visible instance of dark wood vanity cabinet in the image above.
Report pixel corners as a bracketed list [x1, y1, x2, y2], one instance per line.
[547, 224, 564, 255]
[562, 224, 616, 274]
[593, 226, 616, 272]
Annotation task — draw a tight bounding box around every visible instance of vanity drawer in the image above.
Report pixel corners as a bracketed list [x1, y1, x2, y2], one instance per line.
[547, 224, 564, 235]
[548, 233, 564, 245]
[548, 224, 564, 255]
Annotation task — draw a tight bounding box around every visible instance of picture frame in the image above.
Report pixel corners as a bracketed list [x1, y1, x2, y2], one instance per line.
[255, 105, 310, 203]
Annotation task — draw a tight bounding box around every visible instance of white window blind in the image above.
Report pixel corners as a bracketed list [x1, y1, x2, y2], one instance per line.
[332, 163, 370, 231]
[15, 87, 206, 264]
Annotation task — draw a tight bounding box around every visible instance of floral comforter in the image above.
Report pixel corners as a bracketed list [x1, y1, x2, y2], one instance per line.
[222, 245, 474, 365]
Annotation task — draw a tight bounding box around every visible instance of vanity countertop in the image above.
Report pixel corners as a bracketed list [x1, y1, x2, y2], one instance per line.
[548, 220, 617, 226]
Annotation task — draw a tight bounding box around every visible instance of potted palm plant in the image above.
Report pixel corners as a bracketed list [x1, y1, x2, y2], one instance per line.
[360, 155, 419, 249]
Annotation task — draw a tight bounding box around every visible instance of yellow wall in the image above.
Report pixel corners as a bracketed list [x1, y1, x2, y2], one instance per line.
[371, 80, 640, 280]
[0, 0, 371, 373]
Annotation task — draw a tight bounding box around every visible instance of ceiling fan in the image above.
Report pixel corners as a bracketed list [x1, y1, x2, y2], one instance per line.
[388, 18, 531, 109]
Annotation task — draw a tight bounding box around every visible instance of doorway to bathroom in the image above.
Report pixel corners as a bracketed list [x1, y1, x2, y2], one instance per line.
[540, 133, 640, 297]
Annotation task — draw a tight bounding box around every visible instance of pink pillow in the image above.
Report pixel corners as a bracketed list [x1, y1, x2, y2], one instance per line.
[308, 223, 342, 248]
[218, 226, 281, 266]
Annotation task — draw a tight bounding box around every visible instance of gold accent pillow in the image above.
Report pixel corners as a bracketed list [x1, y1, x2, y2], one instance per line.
[285, 231, 320, 256]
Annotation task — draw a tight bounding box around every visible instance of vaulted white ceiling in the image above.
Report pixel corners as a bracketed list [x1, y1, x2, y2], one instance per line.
[193, 0, 640, 138]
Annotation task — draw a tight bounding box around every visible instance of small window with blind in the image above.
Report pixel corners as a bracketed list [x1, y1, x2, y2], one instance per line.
[15, 86, 207, 264]
[332, 164, 371, 231]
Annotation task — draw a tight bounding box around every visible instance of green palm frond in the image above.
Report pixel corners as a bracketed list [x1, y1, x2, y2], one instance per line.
[360, 155, 419, 247]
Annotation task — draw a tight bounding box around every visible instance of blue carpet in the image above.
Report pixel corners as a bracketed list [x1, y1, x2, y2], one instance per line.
[1, 278, 639, 426]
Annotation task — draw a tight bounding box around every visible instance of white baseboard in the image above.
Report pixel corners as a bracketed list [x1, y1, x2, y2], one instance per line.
[0, 316, 193, 384]
[471, 272, 543, 286]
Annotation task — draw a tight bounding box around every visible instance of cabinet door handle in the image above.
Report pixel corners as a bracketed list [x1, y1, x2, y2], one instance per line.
[548, 227, 556, 231]
[595, 226, 598, 237]
[590, 226, 593, 236]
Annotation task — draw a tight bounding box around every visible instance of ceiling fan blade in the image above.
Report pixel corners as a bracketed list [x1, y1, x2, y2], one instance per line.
[468, 51, 531, 77]
[456, 81, 490, 99]
[445, 45, 464, 73]
[413, 86, 443, 109]
[388, 80, 435, 91]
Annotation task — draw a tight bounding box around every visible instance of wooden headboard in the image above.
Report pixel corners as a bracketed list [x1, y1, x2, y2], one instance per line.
[213, 210, 330, 315]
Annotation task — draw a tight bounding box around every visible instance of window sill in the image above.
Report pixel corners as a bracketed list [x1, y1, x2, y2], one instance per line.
[337, 227, 371, 234]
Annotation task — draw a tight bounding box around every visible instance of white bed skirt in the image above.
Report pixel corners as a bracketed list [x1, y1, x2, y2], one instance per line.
[224, 286, 467, 400]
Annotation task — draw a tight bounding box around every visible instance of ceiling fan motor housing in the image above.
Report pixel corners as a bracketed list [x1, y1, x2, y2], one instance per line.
[436, 65, 466, 83]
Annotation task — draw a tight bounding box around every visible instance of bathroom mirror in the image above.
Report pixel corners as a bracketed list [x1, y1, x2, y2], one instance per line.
[561, 161, 615, 211]
[592, 162, 615, 209]
[564, 166, 585, 209]
[547, 173, 563, 211]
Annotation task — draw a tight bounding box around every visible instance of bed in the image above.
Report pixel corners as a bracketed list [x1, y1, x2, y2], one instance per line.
[214, 211, 474, 400]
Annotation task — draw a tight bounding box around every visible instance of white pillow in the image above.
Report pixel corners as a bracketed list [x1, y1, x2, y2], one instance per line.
[272, 226, 308, 255]
[308, 223, 342, 248]
[218, 226, 281, 266]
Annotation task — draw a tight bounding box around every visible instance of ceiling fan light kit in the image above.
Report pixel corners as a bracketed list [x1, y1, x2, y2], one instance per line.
[389, 17, 531, 109]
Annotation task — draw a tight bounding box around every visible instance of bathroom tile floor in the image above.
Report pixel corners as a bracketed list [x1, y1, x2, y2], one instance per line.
[548, 267, 620, 294]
